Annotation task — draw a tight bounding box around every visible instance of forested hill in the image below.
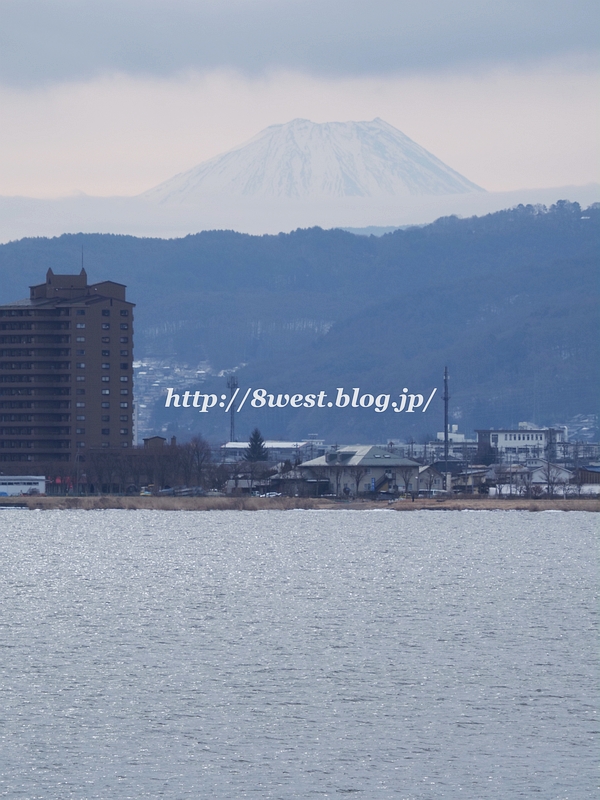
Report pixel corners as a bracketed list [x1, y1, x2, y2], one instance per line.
[0, 200, 597, 442]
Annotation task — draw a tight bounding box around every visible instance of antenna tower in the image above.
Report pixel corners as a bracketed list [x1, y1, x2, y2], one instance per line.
[443, 366, 450, 488]
[227, 375, 238, 442]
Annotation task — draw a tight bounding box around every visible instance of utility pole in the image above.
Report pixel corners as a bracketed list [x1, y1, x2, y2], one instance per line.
[443, 366, 450, 489]
[227, 375, 238, 442]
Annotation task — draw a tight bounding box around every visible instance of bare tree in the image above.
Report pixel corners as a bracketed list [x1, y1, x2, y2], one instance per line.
[572, 465, 585, 497]
[541, 460, 562, 498]
[398, 465, 416, 495]
[519, 469, 533, 498]
[206, 461, 231, 492]
[89, 450, 117, 493]
[177, 436, 211, 487]
[423, 467, 436, 496]
[347, 465, 367, 497]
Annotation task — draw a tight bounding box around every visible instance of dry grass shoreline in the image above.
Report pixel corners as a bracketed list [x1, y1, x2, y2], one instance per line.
[1, 495, 598, 512]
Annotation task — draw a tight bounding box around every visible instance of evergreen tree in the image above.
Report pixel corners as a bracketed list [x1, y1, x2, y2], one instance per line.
[244, 428, 269, 462]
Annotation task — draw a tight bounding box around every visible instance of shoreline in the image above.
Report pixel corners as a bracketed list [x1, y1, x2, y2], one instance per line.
[1, 496, 598, 512]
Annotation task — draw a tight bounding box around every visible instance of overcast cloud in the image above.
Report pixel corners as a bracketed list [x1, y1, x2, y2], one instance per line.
[1, 0, 597, 199]
[1, 0, 598, 87]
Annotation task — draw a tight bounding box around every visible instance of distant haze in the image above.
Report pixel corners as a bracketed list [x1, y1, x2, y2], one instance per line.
[1, 112, 598, 242]
[143, 118, 484, 203]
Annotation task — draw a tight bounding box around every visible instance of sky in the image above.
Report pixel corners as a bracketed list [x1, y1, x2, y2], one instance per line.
[0, 0, 598, 198]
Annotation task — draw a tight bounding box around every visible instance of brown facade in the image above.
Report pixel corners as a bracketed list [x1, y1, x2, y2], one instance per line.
[0, 268, 134, 469]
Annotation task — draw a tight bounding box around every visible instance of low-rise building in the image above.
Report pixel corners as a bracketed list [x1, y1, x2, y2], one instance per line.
[476, 423, 567, 463]
[418, 464, 445, 495]
[574, 464, 600, 485]
[300, 445, 421, 497]
[220, 439, 325, 463]
[0, 475, 45, 496]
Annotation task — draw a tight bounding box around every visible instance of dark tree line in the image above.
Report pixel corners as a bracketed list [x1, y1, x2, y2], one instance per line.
[39, 435, 218, 495]
[42, 429, 275, 495]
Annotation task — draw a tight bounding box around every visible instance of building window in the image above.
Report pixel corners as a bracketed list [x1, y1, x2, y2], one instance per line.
[102, 323, 110, 330]
[120, 337, 128, 343]
[120, 415, 128, 421]
[76, 402, 85, 407]
[120, 310, 128, 316]
[76, 362, 85, 369]
[76, 415, 85, 421]
[101, 402, 110, 408]
[76, 389, 85, 395]
[120, 389, 128, 395]
[76, 337, 85, 342]
[119, 402, 128, 408]
[77, 441, 85, 447]
[101, 428, 110, 435]
[76, 349, 85, 356]
[76, 323, 85, 329]
[102, 350, 110, 357]
[120, 376, 128, 382]
[121, 442, 128, 447]
[102, 337, 110, 343]
[101, 415, 110, 422]
[76, 428, 85, 434]
[102, 310, 110, 317]
[101, 442, 109, 448]
[76, 376, 85, 382]
[102, 362, 110, 369]
[76, 310, 85, 316]
[101, 389, 109, 395]
[120, 350, 128, 356]
[120, 323, 128, 330]
[120, 363, 128, 370]
[120, 428, 128, 435]
[102, 376, 110, 382]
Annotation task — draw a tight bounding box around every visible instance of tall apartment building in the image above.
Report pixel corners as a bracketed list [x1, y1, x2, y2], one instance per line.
[0, 268, 134, 468]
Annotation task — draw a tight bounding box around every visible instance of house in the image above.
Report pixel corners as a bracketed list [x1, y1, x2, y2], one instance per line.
[526, 461, 573, 492]
[448, 467, 490, 494]
[418, 464, 445, 494]
[300, 445, 420, 497]
[269, 466, 329, 497]
[486, 460, 573, 496]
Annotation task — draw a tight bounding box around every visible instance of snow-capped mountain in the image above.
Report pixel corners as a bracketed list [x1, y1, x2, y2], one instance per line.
[143, 118, 484, 204]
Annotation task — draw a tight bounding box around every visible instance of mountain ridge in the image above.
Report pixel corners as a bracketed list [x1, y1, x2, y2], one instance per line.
[0, 201, 596, 443]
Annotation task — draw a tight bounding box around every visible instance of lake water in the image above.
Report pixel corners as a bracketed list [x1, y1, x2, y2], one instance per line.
[0, 510, 597, 799]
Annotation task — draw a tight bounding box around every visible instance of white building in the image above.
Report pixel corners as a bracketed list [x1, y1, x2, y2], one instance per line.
[0, 476, 45, 496]
[220, 440, 325, 463]
[477, 423, 567, 462]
